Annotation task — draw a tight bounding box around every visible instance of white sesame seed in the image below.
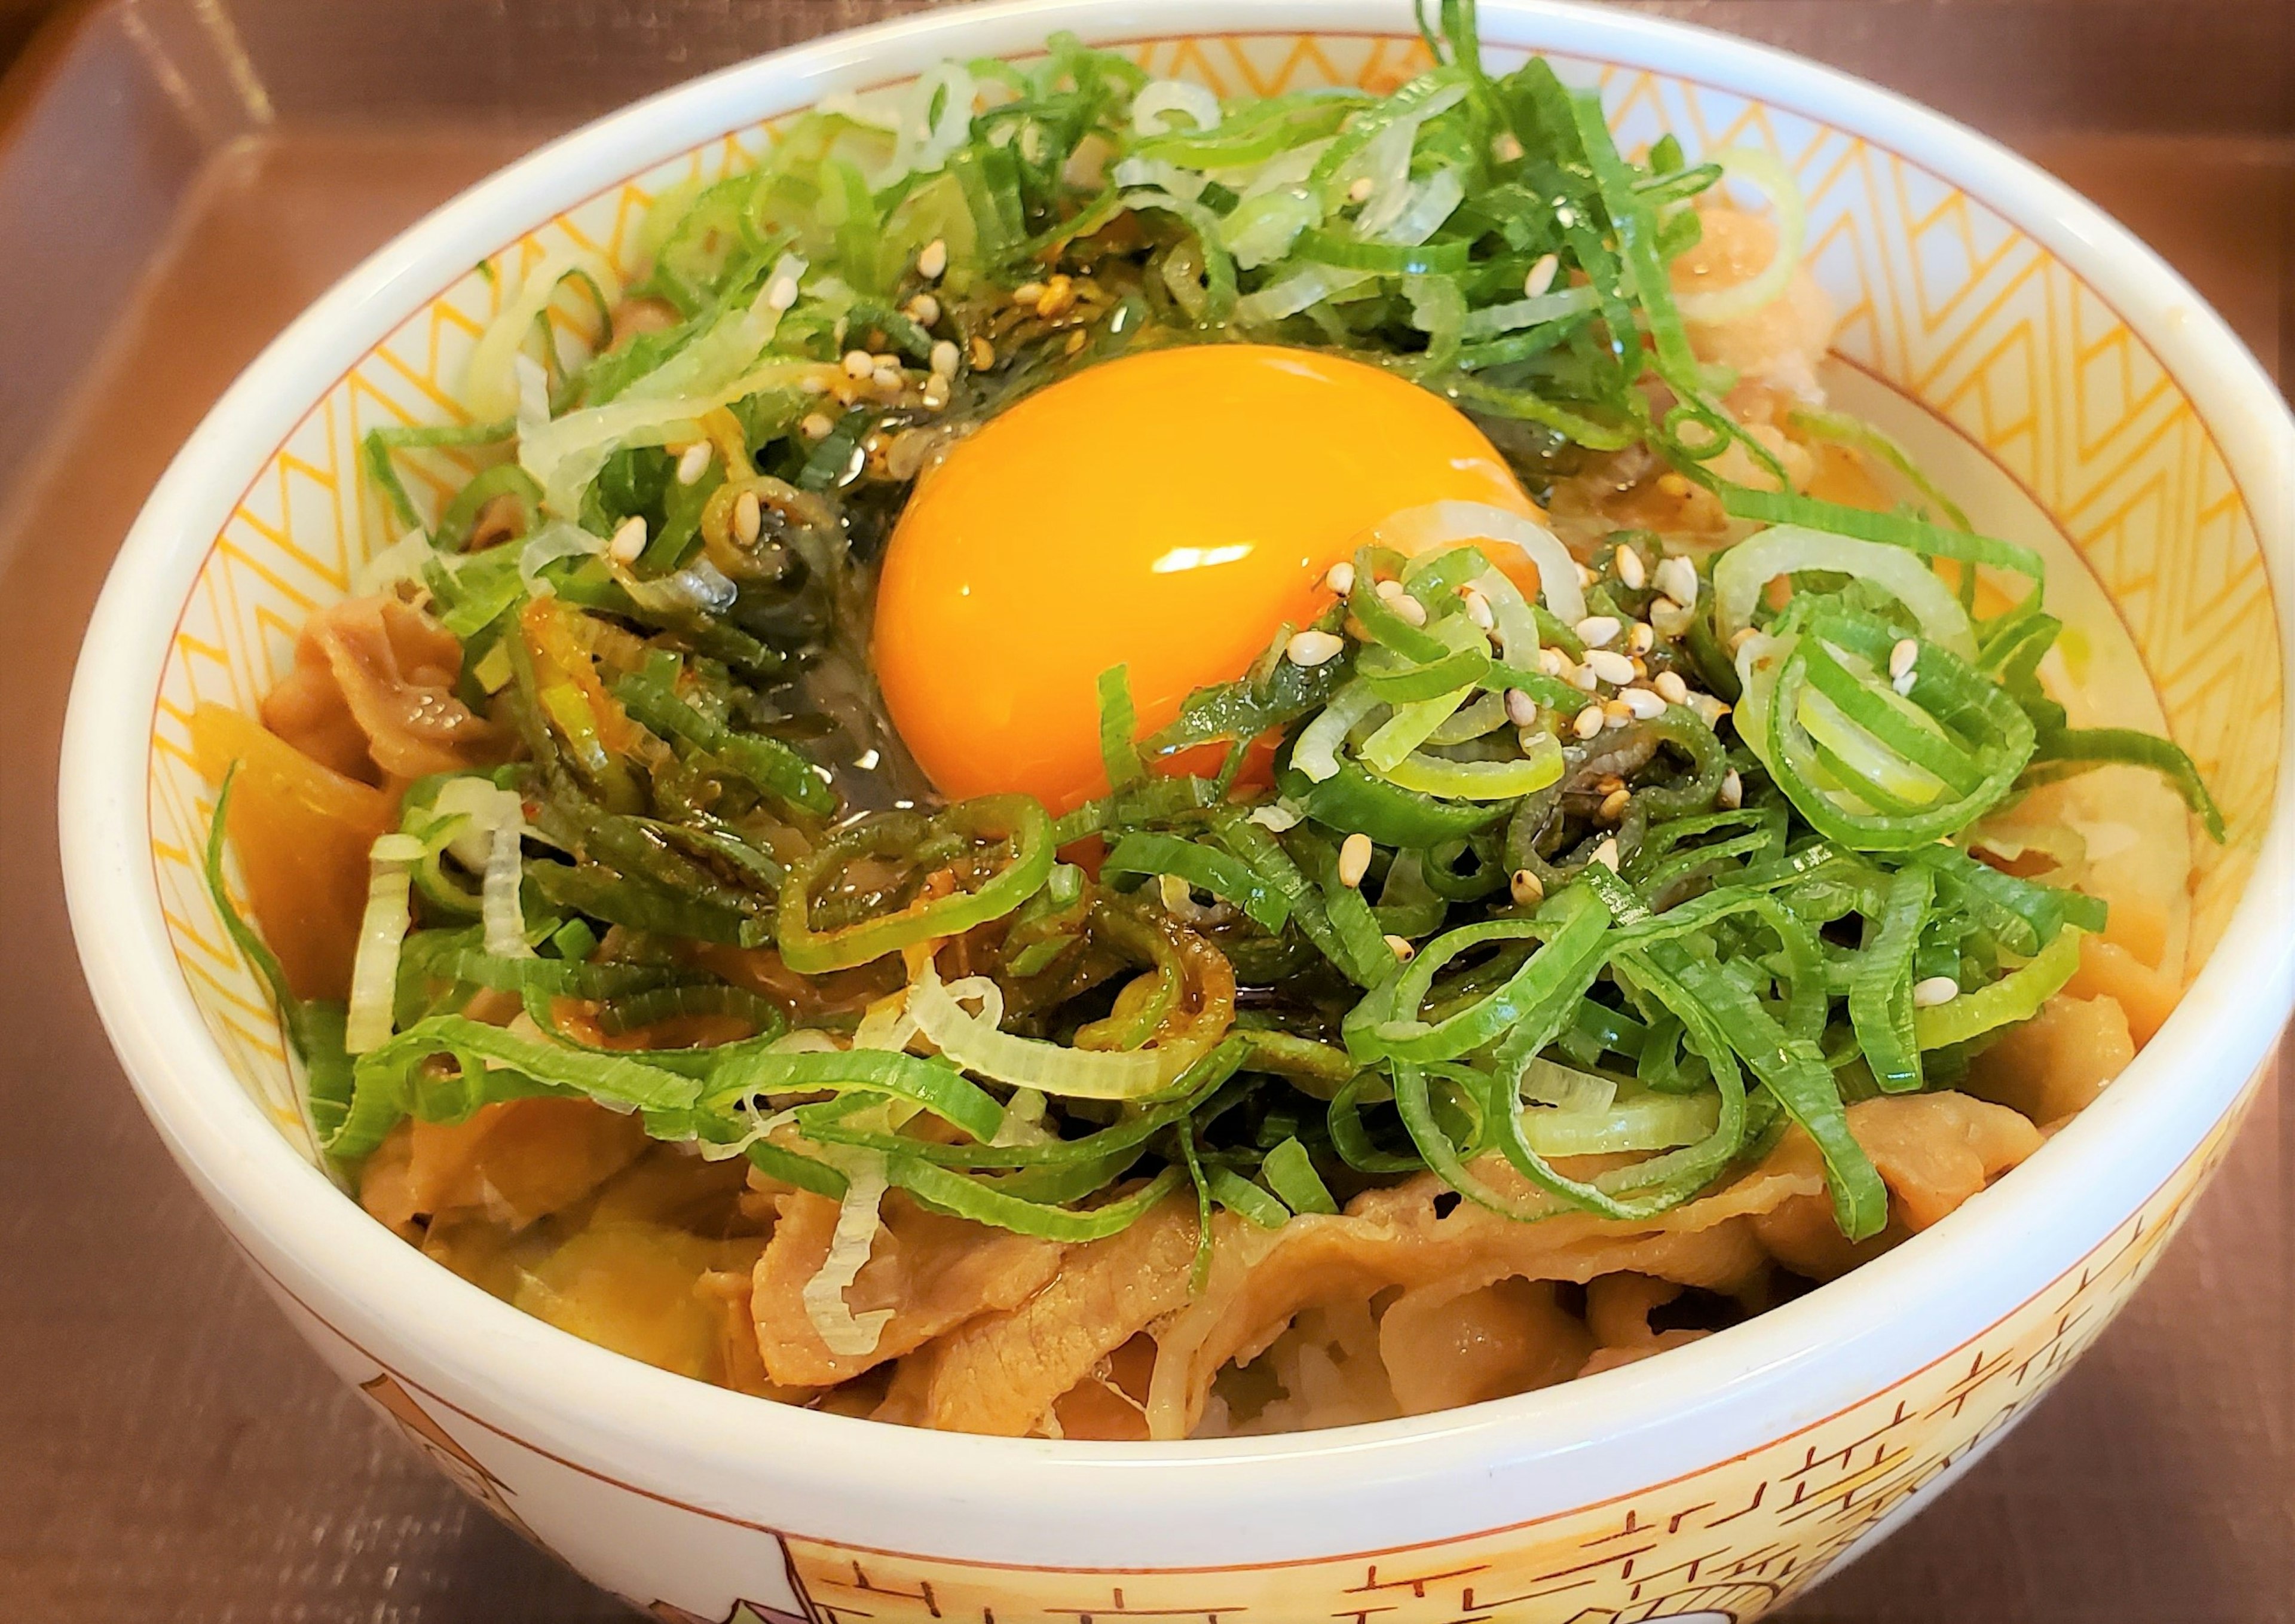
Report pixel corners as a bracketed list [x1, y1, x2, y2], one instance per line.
[1602, 699, 1633, 727]
[1338, 833, 1374, 889]
[1590, 836, 1620, 871]
[765, 275, 800, 311]
[608, 515, 647, 562]
[1893, 670, 1918, 696]
[873, 364, 903, 391]
[929, 339, 962, 378]
[1575, 561, 1598, 588]
[904, 292, 941, 326]
[1285, 629, 1345, 668]
[1537, 647, 1566, 677]
[733, 490, 762, 546]
[1568, 662, 1601, 692]
[1654, 554, 1699, 608]
[1717, 768, 1743, 809]
[1573, 704, 1606, 741]
[1012, 280, 1046, 306]
[1687, 693, 1733, 727]
[1728, 627, 1758, 653]
[1556, 204, 1578, 229]
[1504, 688, 1540, 728]
[1509, 868, 1544, 906]
[1492, 131, 1525, 164]
[1461, 586, 1495, 629]
[1385, 934, 1416, 962]
[968, 336, 996, 371]
[1628, 622, 1655, 655]
[917, 238, 948, 280]
[921, 380, 950, 411]
[1621, 686, 1667, 720]
[1653, 671, 1690, 705]
[1613, 545, 1646, 590]
[1912, 975, 1962, 1008]
[1348, 176, 1376, 203]
[1599, 787, 1632, 822]
[800, 412, 836, 440]
[799, 374, 830, 395]
[674, 442, 712, 485]
[1574, 614, 1622, 648]
[1391, 592, 1427, 627]
[1323, 561, 1356, 597]
[1585, 649, 1636, 686]
[1524, 252, 1559, 298]
[1376, 578, 1405, 601]
[1889, 638, 1920, 680]
[842, 349, 874, 380]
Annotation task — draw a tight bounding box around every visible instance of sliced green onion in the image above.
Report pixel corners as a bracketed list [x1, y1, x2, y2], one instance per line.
[906, 956, 1166, 1100]
[1096, 663, 1145, 790]
[1847, 865, 1932, 1092]
[778, 795, 1054, 973]
[345, 833, 424, 1054]
[1260, 1136, 1339, 1214]
[1673, 148, 1806, 325]
[1207, 1166, 1290, 1228]
[2031, 727, 2225, 842]
[889, 1161, 1185, 1241]
[1915, 927, 2085, 1050]
[1713, 524, 1976, 657]
[1101, 832, 1289, 934]
[1724, 487, 2045, 592]
[711, 1047, 1005, 1143]
[1379, 735, 1563, 800]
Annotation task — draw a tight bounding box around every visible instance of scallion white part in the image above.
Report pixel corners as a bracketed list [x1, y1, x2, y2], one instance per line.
[464, 247, 622, 423]
[516, 517, 605, 586]
[352, 528, 436, 597]
[1519, 1082, 1721, 1157]
[801, 1149, 897, 1357]
[908, 957, 1167, 1099]
[1366, 501, 1588, 624]
[884, 62, 977, 182]
[1232, 261, 1375, 324]
[481, 817, 531, 959]
[512, 353, 552, 445]
[1132, 79, 1222, 137]
[344, 832, 425, 1054]
[1712, 525, 1976, 657]
[1673, 146, 1808, 326]
[1520, 1057, 1618, 1114]
[1291, 681, 1382, 783]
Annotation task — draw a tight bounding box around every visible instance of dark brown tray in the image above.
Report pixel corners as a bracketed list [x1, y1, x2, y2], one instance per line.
[0, 3, 2286, 1619]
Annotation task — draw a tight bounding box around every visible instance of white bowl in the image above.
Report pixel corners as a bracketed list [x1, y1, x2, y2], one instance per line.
[58, 2, 2295, 1619]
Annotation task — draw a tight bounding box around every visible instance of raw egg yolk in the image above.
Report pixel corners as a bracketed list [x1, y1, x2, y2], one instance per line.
[871, 344, 1534, 815]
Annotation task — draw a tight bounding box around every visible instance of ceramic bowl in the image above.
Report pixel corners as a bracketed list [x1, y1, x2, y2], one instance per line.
[58, 2, 2295, 1619]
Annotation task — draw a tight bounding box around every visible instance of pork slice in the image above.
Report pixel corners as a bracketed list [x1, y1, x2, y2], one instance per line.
[1753, 1091, 2042, 1279]
[913, 1198, 1201, 1437]
[1143, 1155, 1817, 1440]
[752, 1191, 1061, 1387]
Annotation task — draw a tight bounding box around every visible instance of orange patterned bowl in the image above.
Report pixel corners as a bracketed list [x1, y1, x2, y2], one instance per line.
[57, 3, 2295, 1620]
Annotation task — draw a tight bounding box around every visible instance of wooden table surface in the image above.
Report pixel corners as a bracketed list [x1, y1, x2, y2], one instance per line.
[0, 3, 2287, 1619]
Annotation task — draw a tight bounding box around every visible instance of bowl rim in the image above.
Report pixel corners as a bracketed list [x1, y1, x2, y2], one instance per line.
[56, 0, 2295, 1522]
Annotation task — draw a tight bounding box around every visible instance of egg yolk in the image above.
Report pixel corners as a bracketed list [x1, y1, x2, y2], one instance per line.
[871, 344, 1534, 815]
